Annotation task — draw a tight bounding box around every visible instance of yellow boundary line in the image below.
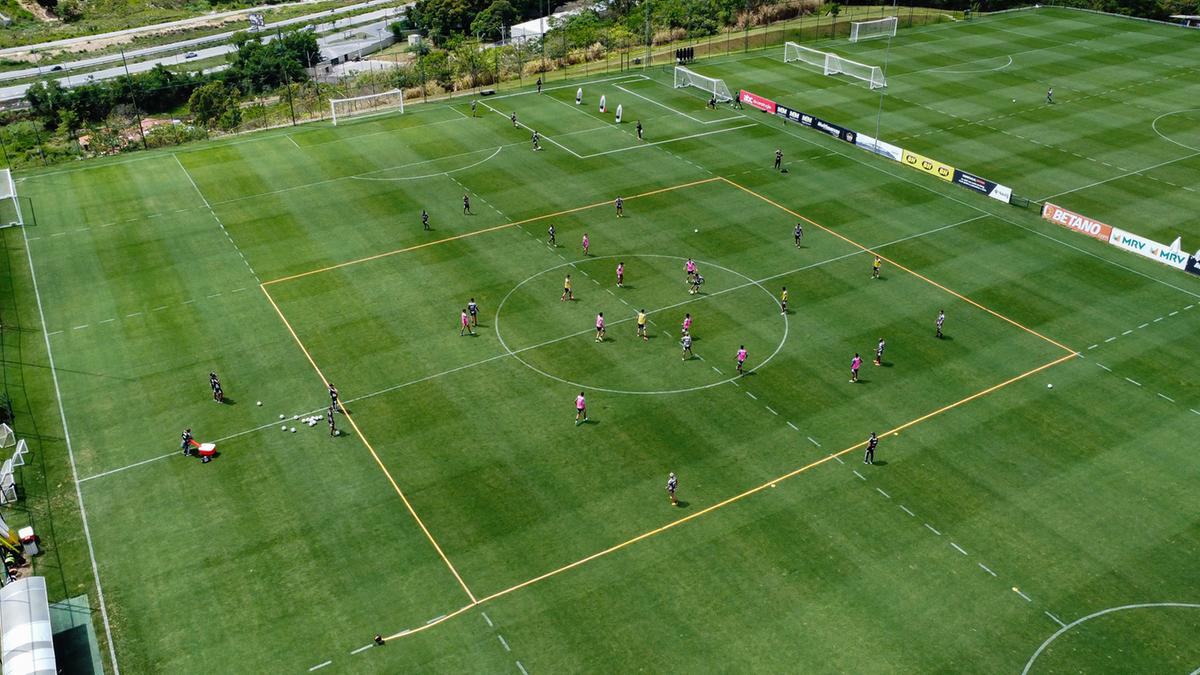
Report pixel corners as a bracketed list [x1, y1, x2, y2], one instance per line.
[260, 285, 478, 604]
[382, 351, 1078, 641]
[718, 177, 1078, 356]
[261, 177, 723, 287]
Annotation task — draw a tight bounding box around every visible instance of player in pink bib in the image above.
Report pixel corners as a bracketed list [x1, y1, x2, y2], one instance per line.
[685, 258, 696, 281]
[850, 353, 862, 382]
[736, 345, 748, 374]
[595, 312, 606, 342]
[575, 392, 587, 425]
[459, 309, 474, 336]
[616, 261, 624, 287]
[681, 313, 692, 335]
[582, 233, 590, 256]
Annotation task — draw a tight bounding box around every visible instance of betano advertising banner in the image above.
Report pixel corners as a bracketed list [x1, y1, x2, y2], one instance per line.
[739, 90, 776, 114]
[1107, 228, 1190, 270]
[952, 169, 1012, 204]
[1040, 203, 1113, 241]
[902, 149, 954, 182]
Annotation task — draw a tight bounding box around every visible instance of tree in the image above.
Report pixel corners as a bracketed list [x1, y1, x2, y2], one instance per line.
[188, 81, 239, 127]
[471, 0, 516, 41]
[56, 109, 80, 138]
[224, 28, 316, 94]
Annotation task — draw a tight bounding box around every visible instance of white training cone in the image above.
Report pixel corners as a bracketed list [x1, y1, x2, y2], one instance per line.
[576, 87, 583, 105]
[599, 94, 606, 114]
[615, 104, 623, 124]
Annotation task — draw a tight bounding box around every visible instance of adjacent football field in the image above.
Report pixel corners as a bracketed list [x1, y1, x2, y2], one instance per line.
[5, 7, 1198, 673]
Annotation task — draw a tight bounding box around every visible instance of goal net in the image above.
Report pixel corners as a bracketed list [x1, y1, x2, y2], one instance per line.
[673, 66, 733, 103]
[784, 42, 886, 89]
[850, 16, 898, 42]
[330, 89, 404, 125]
[0, 170, 22, 228]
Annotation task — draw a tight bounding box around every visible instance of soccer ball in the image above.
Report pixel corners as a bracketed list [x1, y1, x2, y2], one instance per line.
[1012, 99, 1016, 103]
[257, 401, 262, 406]
[694, 229, 699, 233]
[279, 414, 285, 420]
[280, 425, 287, 431]
[1047, 383, 1053, 389]
[290, 427, 296, 433]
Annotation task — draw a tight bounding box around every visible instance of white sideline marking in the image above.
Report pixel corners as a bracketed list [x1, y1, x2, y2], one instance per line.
[765, 406, 778, 416]
[807, 437, 821, 447]
[1169, 310, 1179, 316]
[1087, 344, 1098, 350]
[899, 505, 915, 517]
[1044, 611, 1066, 628]
[712, 367, 723, 374]
[517, 661, 529, 675]
[498, 635, 510, 652]
[482, 612, 493, 627]
[1038, 150, 1200, 201]
[427, 614, 447, 625]
[951, 542, 968, 556]
[577, 124, 756, 159]
[853, 470, 866, 481]
[1097, 363, 1111, 372]
[308, 661, 332, 671]
[1191, 409, 1200, 416]
[22, 223, 120, 673]
[786, 421, 799, 431]
[350, 146, 504, 182]
[745, 392, 757, 400]
[1154, 317, 1164, 322]
[613, 84, 740, 125]
[287, 135, 303, 150]
[1158, 393, 1175, 402]
[72, 324, 88, 330]
[350, 644, 373, 655]
[1138, 323, 1149, 329]
[1125, 377, 1141, 387]
[875, 488, 890, 499]
[1187, 305, 1195, 310]
[1121, 329, 1132, 335]
[925, 523, 942, 536]
[479, 100, 583, 159]
[979, 563, 997, 577]
[1104, 336, 1117, 342]
[489, 73, 647, 101]
[1014, 588, 1033, 603]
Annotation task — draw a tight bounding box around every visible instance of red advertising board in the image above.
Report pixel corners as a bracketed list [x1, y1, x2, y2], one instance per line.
[739, 89, 776, 114]
[1040, 203, 1113, 242]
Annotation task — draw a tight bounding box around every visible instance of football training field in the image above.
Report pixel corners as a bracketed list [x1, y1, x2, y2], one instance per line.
[5, 6, 1198, 672]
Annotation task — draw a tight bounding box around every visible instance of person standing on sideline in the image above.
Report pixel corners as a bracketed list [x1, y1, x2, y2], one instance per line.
[936, 310, 945, 339]
[328, 407, 337, 436]
[463, 194, 472, 215]
[422, 209, 430, 231]
[615, 196, 624, 218]
[850, 353, 862, 383]
[181, 428, 194, 457]
[667, 472, 678, 505]
[536, 77, 543, 94]
[774, 148, 783, 170]
[547, 224, 556, 246]
[794, 223, 803, 247]
[471, 100, 477, 117]
[864, 432, 878, 465]
[636, 120, 643, 140]
[575, 392, 587, 425]
[874, 338, 886, 366]
[1046, 87, 1053, 104]
[328, 383, 340, 413]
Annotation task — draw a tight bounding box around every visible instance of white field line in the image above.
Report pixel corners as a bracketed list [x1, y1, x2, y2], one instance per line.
[786, 421, 799, 431]
[1014, 588, 1033, 603]
[853, 470, 866, 481]
[80, 216, 978, 482]
[807, 436, 821, 447]
[1044, 611, 1066, 628]
[951, 542, 968, 556]
[1125, 377, 1141, 387]
[498, 635, 510, 652]
[765, 406, 778, 415]
[22, 225, 121, 674]
[308, 661, 332, 671]
[478, 100, 582, 159]
[488, 73, 648, 101]
[979, 563, 997, 577]
[613, 83, 739, 125]
[350, 146, 503, 182]
[745, 392, 758, 400]
[899, 505, 915, 517]
[925, 523, 942, 536]
[875, 487, 890, 499]
[1157, 393, 1175, 403]
[1038, 151, 1200, 202]
[517, 661, 529, 675]
[832, 455, 844, 464]
[175, 154, 260, 283]
[287, 135, 303, 150]
[482, 612, 493, 627]
[577, 124, 755, 159]
[349, 644, 373, 655]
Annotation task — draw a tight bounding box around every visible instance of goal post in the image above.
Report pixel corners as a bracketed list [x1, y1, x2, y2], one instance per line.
[849, 16, 898, 42]
[0, 169, 23, 228]
[673, 66, 733, 103]
[330, 89, 405, 126]
[784, 42, 886, 89]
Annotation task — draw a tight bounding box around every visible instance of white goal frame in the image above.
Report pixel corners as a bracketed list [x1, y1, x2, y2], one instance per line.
[673, 66, 733, 103]
[330, 89, 405, 125]
[0, 169, 22, 228]
[0, 424, 13, 450]
[850, 16, 898, 42]
[784, 42, 887, 89]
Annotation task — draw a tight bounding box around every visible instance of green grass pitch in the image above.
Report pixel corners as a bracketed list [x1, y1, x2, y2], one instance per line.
[3, 6, 1199, 673]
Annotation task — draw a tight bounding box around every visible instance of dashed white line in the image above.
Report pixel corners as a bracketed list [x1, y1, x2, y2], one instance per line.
[1045, 611, 1066, 628]
[807, 437, 821, 447]
[47, 330, 62, 336]
[126, 312, 142, 318]
[1191, 409, 1200, 416]
[482, 612, 493, 627]
[833, 455, 844, 464]
[1104, 336, 1117, 342]
[1097, 363, 1112, 372]
[1154, 317, 1164, 322]
[924, 523, 942, 536]
[951, 542, 968, 556]
[72, 325, 89, 330]
[711, 366, 722, 375]
[979, 563, 997, 577]
[1121, 329, 1132, 336]
[853, 470, 866, 481]
[309, 661, 332, 671]
[765, 406, 778, 416]
[1138, 323, 1149, 329]
[875, 487, 890, 499]
[516, 661, 529, 675]
[1169, 311, 1179, 316]
[1158, 393, 1175, 402]
[1014, 588, 1033, 603]
[745, 392, 757, 400]
[99, 318, 115, 324]
[153, 305, 168, 311]
[206, 293, 222, 299]
[786, 421, 799, 431]
[426, 614, 447, 625]
[350, 644, 373, 655]
[1186, 305, 1195, 310]
[498, 635, 511, 652]
[1125, 377, 1141, 387]
[1087, 344, 1098, 350]
[899, 505, 915, 517]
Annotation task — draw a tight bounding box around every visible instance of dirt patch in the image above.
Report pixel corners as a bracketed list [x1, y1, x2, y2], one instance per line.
[15, 0, 60, 23]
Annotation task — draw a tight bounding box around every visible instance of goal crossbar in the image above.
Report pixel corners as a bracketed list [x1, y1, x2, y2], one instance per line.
[673, 66, 733, 102]
[330, 89, 405, 125]
[783, 42, 886, 89]
[850, 16, 898, 42]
